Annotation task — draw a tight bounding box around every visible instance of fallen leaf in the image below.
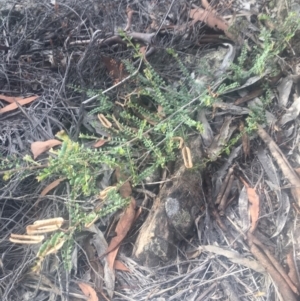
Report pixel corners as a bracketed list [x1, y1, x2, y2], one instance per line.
[189, 8, 235, 41]
[234, 87, 264, 105]
[257, 125, 300, 206]
[115, 167, 132, 198]
[124, 7, 135, 31]
[157, 104, 165, 118]
[247, 232, 299, 299]
[85, 226, 113, 298]
[0, 95, 39, 113]
[139, 46, 147, 56]
[257, 147, 289, 237]
[246, 186, 260, 233]
[119, 181, 132, 198]
[31, 139, 62, 159]
[295, 167, 300, 177]
[0, 95, 24, 103]
[286, 248, 300, 288]
[103, 199, 135, 298]
[197, 245, 265, 273]
[82, 235, 104, 293]
[104, 262, 115, 299]
[102, 56, 128, 84]
[221, 75, 264, 95]
[78, 282, 98, 301]
[114, 260, 130, 272]
[38, 178, 66, 200]
[240, 121, 250, 159]
[238, 186, 251, 232]
[279, 95, 300, 126]
[93, 139, 108, 148]
[277, 76, 293, 107]
[271, 191, 290, 238]
[240, 179, 260, 233]
[198, 110, 213, 147]
[134, 207, 142, 222]
[106, 198, 136, 270]
[207, 117, 236, 161]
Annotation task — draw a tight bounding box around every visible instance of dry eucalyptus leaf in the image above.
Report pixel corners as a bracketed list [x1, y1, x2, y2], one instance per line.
[104, 198, 136, 297]
[86, 225, 112, 297]
[207, 117, 236, 161]
[189, 8, 234, 41]
[246, 186, 260, 233]
[277, 77, 293, 107]
[0, 94, 24, 103]
[279, 95, 300, 126]
[257, 147, 279, 186]
[104, 262, 115, 299]
[271, 191, 290, 238]
[240, 178, 260, 233]
[0, 95, 39, 113]
[257, 147, 289, 237]
[115, 167, 132, 197]
[78, 282, 98, 301]
[114, 260, 130, 272]
[221, 75, 264, 94]
[31, 139, 62, 159]
[212, 145, 242, 198]
[197, 110, 213, 147]
[93, 139, 108, 148]
[119, 181, 132, 198]
[238, 186, 250, 232]
[106, 198, 136, 268]
[257, 125, 300, 206]
[199, 245, 265, 273]
[38, 178, 66, 203]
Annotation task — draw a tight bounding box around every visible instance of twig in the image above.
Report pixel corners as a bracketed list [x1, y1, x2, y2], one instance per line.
[83, 57, 144, 105]
[0, 164, 48, 175]
[247, 232, 298, 300]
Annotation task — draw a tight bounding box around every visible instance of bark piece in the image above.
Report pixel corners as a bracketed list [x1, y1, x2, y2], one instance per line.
[133, 136, 203, 266]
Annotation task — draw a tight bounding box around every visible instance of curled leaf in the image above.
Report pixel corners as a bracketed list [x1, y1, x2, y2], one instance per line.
[172, 136, 184, 149]
[9, 233, 44, 244]
[98, 114, 112, 128]
[26, 217, 64, 234]
[182, 146, 193, 168]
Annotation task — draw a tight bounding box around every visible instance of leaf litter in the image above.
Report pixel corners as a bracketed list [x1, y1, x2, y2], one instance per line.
[1, 0, 300, 300]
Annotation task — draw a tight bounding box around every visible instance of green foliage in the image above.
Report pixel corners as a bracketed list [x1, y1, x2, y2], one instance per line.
[230, 12, 300, 82]
[259, 12, 300, 47]
[72, 85, 113, 114]
[0, 155, 22, 180]
[61, 238, 74, 272]
[7, 16, 299, 272]
[245, 87, 272, 133]
[36, 135, 118, 198]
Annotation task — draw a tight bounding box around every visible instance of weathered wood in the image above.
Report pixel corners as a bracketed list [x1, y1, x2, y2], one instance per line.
[133, 135, 203, 266]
